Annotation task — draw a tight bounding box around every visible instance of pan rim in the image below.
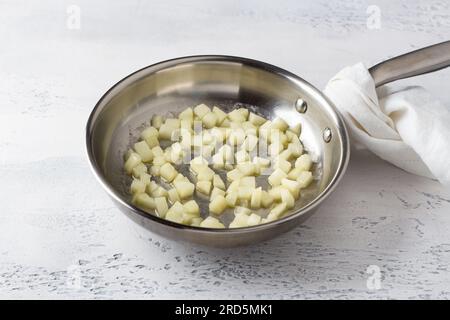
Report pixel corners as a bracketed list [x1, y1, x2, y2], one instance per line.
[86, 54, 350, 234]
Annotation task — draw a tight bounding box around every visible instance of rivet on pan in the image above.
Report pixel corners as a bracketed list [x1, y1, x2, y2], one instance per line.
[323, 127, 332, 143]
[295, 98, 307, 113]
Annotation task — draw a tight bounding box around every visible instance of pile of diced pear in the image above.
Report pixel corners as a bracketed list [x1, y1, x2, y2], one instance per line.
[124, 104, 314, 229]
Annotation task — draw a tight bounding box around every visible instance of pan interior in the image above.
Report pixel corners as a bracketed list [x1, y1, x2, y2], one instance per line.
[88, 57, 346, 225]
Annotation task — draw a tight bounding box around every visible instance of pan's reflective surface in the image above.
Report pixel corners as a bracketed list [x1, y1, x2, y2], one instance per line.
[86, 56, 349, 247]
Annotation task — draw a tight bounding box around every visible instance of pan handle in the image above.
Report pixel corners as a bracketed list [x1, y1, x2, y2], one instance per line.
[369, 40, 450, 87]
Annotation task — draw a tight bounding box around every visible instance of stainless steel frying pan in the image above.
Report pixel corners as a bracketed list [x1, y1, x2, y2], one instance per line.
[86, 41, 450, 247]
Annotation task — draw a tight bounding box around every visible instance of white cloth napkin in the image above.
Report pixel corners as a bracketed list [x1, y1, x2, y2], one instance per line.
[324, 63, 450, 185]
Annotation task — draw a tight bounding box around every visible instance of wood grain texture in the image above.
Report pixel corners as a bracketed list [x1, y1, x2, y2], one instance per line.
[0, 0, 449, 299]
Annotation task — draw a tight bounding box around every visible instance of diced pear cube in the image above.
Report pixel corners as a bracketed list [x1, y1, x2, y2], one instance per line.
[235, 150, 250, 163]
[192, 134, 203, 148]
[140, 126, 158, 138]
[280, 188, 295, 209]
[124, 149, 134, 161]
[269, 202, 287, 219]
[259, 120, 272, 140]
[201, 131, 214, 145]
[200, 216, 225, 228]
[289, 123, 301, 136]
[155, 197, 169, 218]
[281, 178, 301, 199]
[268, 186, 283, 201]
[130, 178, 146, 194]
[197, 166, 215, 181]
[221, 118, 231, 127]
[250, 187, 262, 209]
[229, 213, 249, 228]
[190, 217, 203, 227]
[180, 119, 193, 133]
[145, 135, 159, 148]
[209, 195, 227, 215]
[182, 213, 198, 225]
[268, 168, 287, 186]
[139, 172, 151, 185]
[165, 202, 184, 224]
[190, 156, 208, 174]
[147, 180, 159, 194]
[242, 121, 257, 136]
[202, 112, 218, 129]
[173, 180, 195, 199]
[220, 128, 230, 139]
[261, 191, 274, 208]
[163, 147, 172, 163]
[297, 171, 313, 188]
[285, 130, 296, 142]
[165, 118, 180, 128]
[167, 188, 180, 203]
[226, 168, 242, 182]
[194, 104, 211, 119]
[295, 154, 313, 171]
[210, 127, 225, 143]
[247, 213, 262, 226]
[179, 107, 194, 120]
[134, 141, 153, 162]
[219, 145, 234, 164]
[164, 148, 173, 163]
[173, 173, 186, 182]
[212, 153, 225, 170]
[225, 191, 238, 207]
[248, 112, 266, 126]
[268, 142, 284, 156]
[237, 108, 249, 119]
[124, 152, 142, 174]
[213, 174, 225, 190]
[264, 215, 276, 222]
[211, 187, 226, 200]
[227, 180, 240, 192]
[253, 156, 271, 168]
[237, 186, 253, 201]
[243, 134, 258, 152]
[288, 142, 303, 157]
[151, 115, 164, 129]
[228, 129, 245, 146]
[212, 106, 227, 124]
[287, 167, 303, 180]
[180, 130, 193, 148]
[132, 163, 148, 178]
[233, 206, 251, 216]
[290, 134, 303, 146]
[132, 193, 156, 212]
[272, 117, 289, 131]
[239, 176, 256, 188]
[183, 200, 200, 216]
[196, 180, 212, 196]
[158, 123, 174, 140]
[152, 186, 168, 198]
[151, 146, 164, 157]
[169, 143, 184, 164]
[274, 158, 291, 173]
[153, 156, 166, 166]
[169, 129, 181, 142]
[150, 165, 160, 176]
[201, 145, 214, 159]
[269, 129, 287, 146]
[278, 149, 293, 161]
[228, 109, 246, 122]
[237, 162, 257, 176]
[141, 127, 160, 146]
